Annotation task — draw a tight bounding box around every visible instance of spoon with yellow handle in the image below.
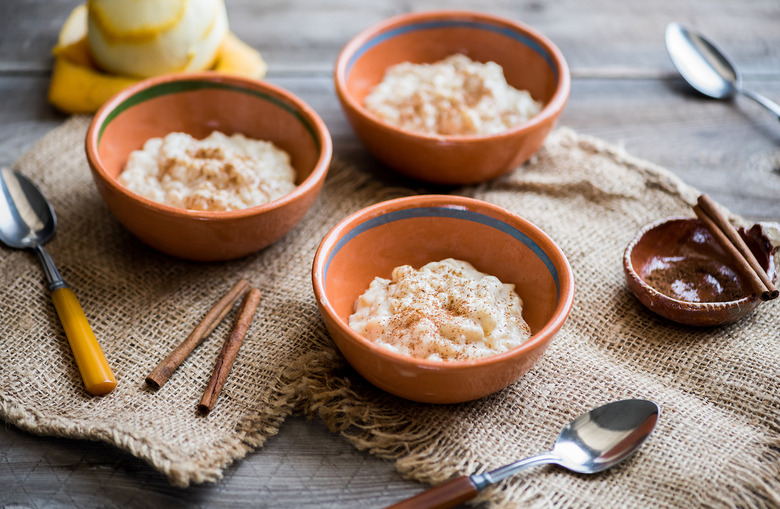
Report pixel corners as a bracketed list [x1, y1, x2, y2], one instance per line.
[0, 168, 116, 396]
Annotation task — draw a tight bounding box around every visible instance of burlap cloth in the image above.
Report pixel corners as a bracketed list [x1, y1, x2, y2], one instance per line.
[2, 116, 779, 508]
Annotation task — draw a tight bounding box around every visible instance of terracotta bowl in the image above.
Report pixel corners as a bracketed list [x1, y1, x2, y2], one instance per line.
[334, 10, 570, 185]
[624, 217, 777, 326]
[86, 72, 332, 261]
[312, 195, 575, 403]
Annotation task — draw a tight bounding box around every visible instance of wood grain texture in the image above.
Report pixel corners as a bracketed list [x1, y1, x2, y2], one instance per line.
[0, 416, 422, 508]
[0, 0, 778, 507]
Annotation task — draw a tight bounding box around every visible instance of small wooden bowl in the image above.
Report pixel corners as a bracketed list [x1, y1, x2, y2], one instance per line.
[624, 217, 776, 326]
[312, 195, 575, 403]
[334, 10, 570, 185]
[86, 72, 332, 261]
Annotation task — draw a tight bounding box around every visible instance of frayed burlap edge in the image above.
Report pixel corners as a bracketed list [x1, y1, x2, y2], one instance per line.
[286, 129, 780, 509]
[1, 118, 417, 488]
[288, 334, 780, 509]
[0, 381, 293, 487]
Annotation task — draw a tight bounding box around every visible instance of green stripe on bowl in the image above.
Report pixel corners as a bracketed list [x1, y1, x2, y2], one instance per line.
[98, 80, 320, 149]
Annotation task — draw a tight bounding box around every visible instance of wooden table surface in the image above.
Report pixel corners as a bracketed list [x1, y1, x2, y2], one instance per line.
[1, 1, 778, 507]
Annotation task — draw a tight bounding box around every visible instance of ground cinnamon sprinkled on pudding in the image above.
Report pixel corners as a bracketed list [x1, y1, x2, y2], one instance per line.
[349, 258, 531, 361]
[364, 54, 542, 136]
[119, 131, 296, 212]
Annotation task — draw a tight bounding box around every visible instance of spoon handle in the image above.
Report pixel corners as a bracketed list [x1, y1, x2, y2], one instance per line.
[383, 476, 478, 509]
[471, 453, 559, 489]
[51, 287, 117, 396]
[739, 88, 780, 120]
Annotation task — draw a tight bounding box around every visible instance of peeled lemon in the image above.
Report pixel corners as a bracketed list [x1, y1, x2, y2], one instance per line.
[86, 0, 229, 78]
[49, 2, 266, 113]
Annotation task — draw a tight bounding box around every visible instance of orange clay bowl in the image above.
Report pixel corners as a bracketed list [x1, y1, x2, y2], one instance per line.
[86, 72, 332, 261]
[312, 195, 575, 404]
[624, 217, 777, 327]
[334, 10, 570, 186]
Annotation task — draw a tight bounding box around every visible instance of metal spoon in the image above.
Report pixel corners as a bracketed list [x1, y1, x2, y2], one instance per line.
[0, 168, 116, 396]
[386, 399, 659, 509]
[665, 22, 780, 120]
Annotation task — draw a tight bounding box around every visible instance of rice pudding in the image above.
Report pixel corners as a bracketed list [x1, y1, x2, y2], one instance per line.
[364, 54, 542, 136]
[118, 131, 297, 212]
[349, 258, 531, 361]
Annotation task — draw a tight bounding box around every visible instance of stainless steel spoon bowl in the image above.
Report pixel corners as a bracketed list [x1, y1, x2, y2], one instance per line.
[665, 22, 780, 120]
[386, 399, 659, 509]
[0, 168, 116, 396]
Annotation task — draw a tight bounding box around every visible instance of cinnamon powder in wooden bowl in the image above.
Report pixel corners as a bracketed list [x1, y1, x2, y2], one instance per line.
[624, 217, 777, 326]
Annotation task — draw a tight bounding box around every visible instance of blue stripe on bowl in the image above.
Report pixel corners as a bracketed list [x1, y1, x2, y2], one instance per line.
[324, 206, 561, 297]
[98, 80, 321, 150]
[345, 19, 558, 80]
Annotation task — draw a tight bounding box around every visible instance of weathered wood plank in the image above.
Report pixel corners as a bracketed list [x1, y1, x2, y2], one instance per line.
[2, 0, 780, 77]
[0, 416, 422, 508]
[563, 77, 780, 220]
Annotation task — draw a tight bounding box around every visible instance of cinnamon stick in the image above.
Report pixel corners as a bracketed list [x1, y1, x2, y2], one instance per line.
[694, 194, 778, 301]
[145, 279, 251, 389]
[198, 287, 262, 415]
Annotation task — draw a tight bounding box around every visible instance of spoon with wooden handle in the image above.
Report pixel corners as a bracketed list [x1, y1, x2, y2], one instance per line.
[385, 399, 659, 509]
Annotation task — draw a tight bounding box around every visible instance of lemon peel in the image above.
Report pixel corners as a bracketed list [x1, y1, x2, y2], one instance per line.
[213, 33, 268, 78]
[48, 4, 267, 114]
[48, 43, 138, 114]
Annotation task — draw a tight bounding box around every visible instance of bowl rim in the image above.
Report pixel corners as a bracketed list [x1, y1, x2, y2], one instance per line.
[312, 194, 575, 369]
[85, 71, 333, 219]
[333, 9, 571, 143]
[623, 216, 758, 309]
